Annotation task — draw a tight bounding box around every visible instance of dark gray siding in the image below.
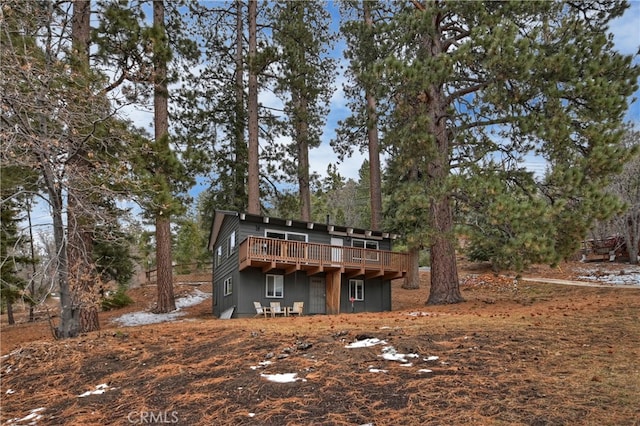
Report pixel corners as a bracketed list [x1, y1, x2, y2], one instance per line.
[235, 269, 313, 318]
[340, 277, 391, 313]
[212, 215, 240, 317]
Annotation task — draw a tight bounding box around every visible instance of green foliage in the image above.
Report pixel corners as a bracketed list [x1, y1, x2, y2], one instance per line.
[269, 0, 336, 187]
[101, 286, 134, 311]
[93, 225, 136, 287]
[0, 166, 37, 309]
[174, 212, 210, 272]
[373, 1, 639, 273]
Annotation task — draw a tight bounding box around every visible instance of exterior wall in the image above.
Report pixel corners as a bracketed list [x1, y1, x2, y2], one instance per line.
[234, 269, 311, 318]
[340, 277, 391, 313]
[212, 216, 240, 317]
[211, 211, 397, 318]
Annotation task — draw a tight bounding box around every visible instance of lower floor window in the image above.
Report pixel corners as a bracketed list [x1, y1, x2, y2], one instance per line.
[349, 279, 364, 301]
[223, 277, 232, 296]
[266, 274, 284, 298]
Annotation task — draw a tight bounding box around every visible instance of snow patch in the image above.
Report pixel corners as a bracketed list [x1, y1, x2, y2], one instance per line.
[260, 373, 306, 383]
[345, 338, 387, 348]
[380, 346, 419, 363]
[77, 383, 116, 397]
[112, 290, 211, 327]
[5, 407, 45, 424]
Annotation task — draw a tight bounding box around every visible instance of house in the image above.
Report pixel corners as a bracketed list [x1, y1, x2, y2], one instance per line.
[208, 210, 409, 318]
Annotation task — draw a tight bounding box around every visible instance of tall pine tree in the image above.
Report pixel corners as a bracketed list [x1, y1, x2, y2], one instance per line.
[374, 1, 638, 304]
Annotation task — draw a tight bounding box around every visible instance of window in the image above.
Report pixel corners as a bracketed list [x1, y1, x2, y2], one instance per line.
[215, 246, 223, 267]
[352, 239, 379, 261]
[223, 277, 232, 296]
[349, 279, 364, 301]
[265, 229, 308, 242]
[266, 230, 286, 240]
[266, 274, 284, 298]
[227, 232, 236, 257]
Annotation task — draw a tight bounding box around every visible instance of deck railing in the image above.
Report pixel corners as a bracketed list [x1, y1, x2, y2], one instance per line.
[239, 236, 409, 275]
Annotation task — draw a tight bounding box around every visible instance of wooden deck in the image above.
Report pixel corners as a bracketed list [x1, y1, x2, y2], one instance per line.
[239, 236, 409, 280]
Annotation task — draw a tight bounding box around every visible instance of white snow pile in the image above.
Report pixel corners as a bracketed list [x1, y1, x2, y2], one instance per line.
[576, 265, 640, 286]
[112, 289, 210, 327]
[77, 383, 117, 398]
[379, 346, 420, 366]
[345, 338, 441, 373]
[5, 407, 45, 425]
[260, 373, 307, 383]
[345, 337, 387, 348]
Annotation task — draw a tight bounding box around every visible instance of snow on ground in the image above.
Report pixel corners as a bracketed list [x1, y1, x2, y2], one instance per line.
[260, 373, 307, 383]
[576, 265, 640, 286]
[77, 384, 117, 398]
[344, 338, 387, 348]
[111, 289, 210, 327]
[5, 407, 45, 425]
[253, 340, 441, 386]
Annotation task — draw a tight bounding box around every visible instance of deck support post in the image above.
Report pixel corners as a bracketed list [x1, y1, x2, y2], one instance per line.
[326, 270, 342, 314]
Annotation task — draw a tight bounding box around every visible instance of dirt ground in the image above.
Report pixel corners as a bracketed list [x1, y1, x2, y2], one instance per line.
[1, 260, 639, 425]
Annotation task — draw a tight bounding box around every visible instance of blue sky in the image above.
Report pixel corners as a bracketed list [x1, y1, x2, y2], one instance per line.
[312, 1, 640, 181]
[120, 2, 639, 187]
[20, 1, 640, 236]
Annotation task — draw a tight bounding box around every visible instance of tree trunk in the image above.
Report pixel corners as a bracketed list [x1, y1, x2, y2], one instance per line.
[427, 195, 463, 304]
[296, 93, 311, 222]
[156, 216, 176, 312]
[153, 0, 176, 313]
[50, 183, 80, 338]
[233, 0, 247, 210]
[402, 246, 420, 289]
[69, 0, 100, 333]
[247, 0, 260, 215]
[27, 201, 37, 323]
[7, 303, 15, 325]
[626, 214, 639, 264]
[363, 1, 382, 231]
[420, 8, 463, 305]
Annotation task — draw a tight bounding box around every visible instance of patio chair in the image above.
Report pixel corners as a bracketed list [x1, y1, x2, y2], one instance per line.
[270, 301, 285, 317]
[289, 301, 304, 316]
[253, 302, 270, 318]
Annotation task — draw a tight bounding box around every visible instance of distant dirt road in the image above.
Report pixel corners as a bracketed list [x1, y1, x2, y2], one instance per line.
[520, 276, 640, 288]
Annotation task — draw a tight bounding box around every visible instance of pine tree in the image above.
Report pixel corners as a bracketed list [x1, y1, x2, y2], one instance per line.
[338, 0, 385, 230]
[375, 1, 638, 304]
[1, 0, 133, 336]
[270, 0, 336, 221]
[0, 167, 37, 325]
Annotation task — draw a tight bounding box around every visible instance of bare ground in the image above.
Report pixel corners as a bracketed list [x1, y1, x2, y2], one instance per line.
[1, 260, 639, 425]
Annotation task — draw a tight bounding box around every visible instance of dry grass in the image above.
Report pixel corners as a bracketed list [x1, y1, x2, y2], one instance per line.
[1, 262, 640, 425]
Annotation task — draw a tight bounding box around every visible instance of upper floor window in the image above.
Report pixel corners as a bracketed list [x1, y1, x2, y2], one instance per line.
[227, 231, 236, 257]
[265, 230, 308, 242]
[352, 239, 379, 261]
[215, 246, 223, 267]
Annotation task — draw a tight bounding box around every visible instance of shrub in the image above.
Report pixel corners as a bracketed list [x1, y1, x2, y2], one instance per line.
[101, 287, 133, 311]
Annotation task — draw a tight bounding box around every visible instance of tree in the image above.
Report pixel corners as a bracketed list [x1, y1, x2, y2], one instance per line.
[151, 0, 177, 313]
[373, 1, 638, 304]
[1, 0, 131, 336]
[608, 128, 640, 264]
[67, 0, 101, 333]
[0, 167, 36, 325]
[338, 0, 385, 230]
[270, 1, 336, 221]
[247, 0, 260, 214]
